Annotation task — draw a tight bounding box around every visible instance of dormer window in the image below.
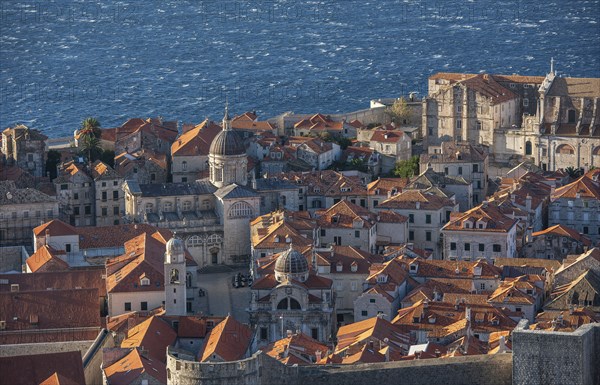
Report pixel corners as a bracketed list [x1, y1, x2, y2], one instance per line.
[140, 277, 150, 286]
[376, 274, 387, 283]
[331, 215, 340, 224]
[336, 262, 343, 272]
[351, 262, 358, 273]
[285, 236, 292, 243]
[341, 186, 351, 192]
[275, 236, 280, 243]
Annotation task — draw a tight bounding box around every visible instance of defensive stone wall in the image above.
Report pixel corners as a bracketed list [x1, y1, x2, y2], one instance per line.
[0, 339, 94, 357]
[0, 246, 27, 273]
[512, 320, 600, 385]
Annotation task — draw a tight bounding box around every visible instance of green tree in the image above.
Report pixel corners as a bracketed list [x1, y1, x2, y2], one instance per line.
[80, 134, 102, 163]
[564, 166, 583, 179]
[392, 156, 419, 178]
[45, 150, 61, 180]
[79, 117, 102, 138]
[387, 97, 412, 125]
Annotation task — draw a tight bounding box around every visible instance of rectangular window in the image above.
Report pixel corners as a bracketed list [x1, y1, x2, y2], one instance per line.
[426, 231, 432, 241]
[523, 98, 529, 107]
[409, 214, 414, 223]
[101, 207, 108, 216]
[141, 302, 148, 311]
[409, 231, 414, 241]
[74, 206, 80, 215]
[334, 236, 342, 245]
[355, 230, 360, 238]
[479, 243, 485, 252]
[369, 298, 376, 303]
[113, 191, 119, 200]
[480, 283, 485, 290]
[73, 193, 79, 200]
[464, 243, 471, 251]
[450, 242, 457, 250]
[583, 226, 589, 234]
[473, 164, 479, 173]
[85, 205, 91, 215]
[320, 229, 326, 237]
[493, 244, 501, 252]
[114, 206, 120, 215]
[102, 191, 107, 201]
[260, 327, 268, 340]
[125, 302, 131, 311]
[426, 214, 431, 224]
[458, 166, 463, 175]
[444, 167, 449, 175]
[456, 120, 462, 129]
[361, 311, 368, 317]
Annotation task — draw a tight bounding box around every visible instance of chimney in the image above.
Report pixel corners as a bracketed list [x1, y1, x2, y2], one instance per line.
[416, 201, 420, 210]
[482, 201, 488, 209]
[45, 229, 50, 247]
[315, 350, 322, 362]
[498, 335, 508, 353]
[286, 329, 293, 338]
[569, 304, 574, 315]
[434, 349, 441, 358]
[465, 307, 471, 322]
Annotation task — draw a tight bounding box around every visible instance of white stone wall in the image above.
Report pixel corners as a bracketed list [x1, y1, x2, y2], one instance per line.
[108, 290, 164, 317]
[442, 227, 517, 260]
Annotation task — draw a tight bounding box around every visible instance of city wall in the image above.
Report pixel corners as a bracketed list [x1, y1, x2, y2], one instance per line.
[512, 320, 600, 385]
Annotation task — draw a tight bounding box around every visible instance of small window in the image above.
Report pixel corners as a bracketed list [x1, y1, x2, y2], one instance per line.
[114, 206, 119, 215]
[355, 230, 360, 238]
[85, 206, 91, 215]
[458, 166, 463, 175]
[426, 214, 431, 224]
[456, 120, 462, 129]
[473, 164, 479, 173]
[523, 98, 529, 107]
[479, 243, 485, 252]
[450, 242, 457, 251]
[409, 231, 414, 241]
[464, 243, 471, 251]
[361, 311, 368, 317]
[125, 302, 132, 311]
[260, 327, 268, 340]
[101, 207, 108, 216]
[369, 298, 376, 303]
[113, 190, 119, 200]
[409, 214, 414, 223]
[141, 302, 148, 311]
[426, 231, 432, 241]
[493, 244, 501, 253]
[480, 283, 485, 290]
[583, 226, 589, 234]
[320, 229, 326, 237]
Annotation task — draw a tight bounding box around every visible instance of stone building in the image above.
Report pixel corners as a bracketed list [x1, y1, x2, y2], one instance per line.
[522, 224, 592, 260]
[364, 127, 412, 174]
[171, 119, 221, 183]
[123, 108, 278, 268]
[0, 181, 58, 246]
[54, 161, 96, 226]
[113, 117, 178, 156]
[441, 201, 519, 260]
[249, 245, 334, 346]
[420, 141, 489, 206]
[1, 125, 47, 177]
[549, 172, 600, 245]
[92, 160, 124, 226]
[295, 137, 341, 171]
[114, 149, 169, 184]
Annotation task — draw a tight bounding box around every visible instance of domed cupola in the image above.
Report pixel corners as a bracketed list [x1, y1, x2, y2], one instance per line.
[209, 104, 245, 156]
[165, 235, 185, 263]
[274, 244, 310, 283]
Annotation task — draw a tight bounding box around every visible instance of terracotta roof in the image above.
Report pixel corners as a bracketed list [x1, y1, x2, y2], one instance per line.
[0, 268, 106, 296]
[78, 223, 172, 250]
[252, 222, 313, 250]
[115, 117, 178, 146]
[171, 119, 222, 156]
[533, 307, 599, 332]
[551, 175, 600, 201]
[293, 113, 344, 132]
[444, 334, 489, 356]
[26, 245, 69, 272]
[492, 257, 561, 272]
[396, 257, 502, 280]
[231, 112, 276, 132]
[370, 129, 406, 143]
[429, 73, 544, 84]
[199, 316, 252, 362]
[317, 199, 376, 229]
[547, 77, 600, 98]
[121, 316, 177, 362]
[91, 160, 120, 180]
[367, 177, 410, 195]
[0, 351, 85, 385]
[104, 348, 167, 385]
[442, 202, 518, 233]
[402, 278, 475, 305]
[336, 316, 410, 355]
[488, 276, 538, 305]
[33, 219, 77, 237]
[0, 288, 100, 332]
[366, 258, 411, 287]
[378, 190, 456, 210]
[532, 224, 592, 246]
[421, 141, 488, 164]
[264, 332, 328, 365]
[554, 248, 600, 277]
[315, 245, 383, 274]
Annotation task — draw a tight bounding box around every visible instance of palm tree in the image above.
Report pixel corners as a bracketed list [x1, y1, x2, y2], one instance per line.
[564, 166, 583, 180]
[78, 118, 102, 163]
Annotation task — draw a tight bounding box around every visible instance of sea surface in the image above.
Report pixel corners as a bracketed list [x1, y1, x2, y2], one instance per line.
[1, 0, 599, 137]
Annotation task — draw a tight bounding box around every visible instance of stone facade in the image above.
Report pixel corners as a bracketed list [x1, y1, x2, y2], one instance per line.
[1, 125, 47, 177]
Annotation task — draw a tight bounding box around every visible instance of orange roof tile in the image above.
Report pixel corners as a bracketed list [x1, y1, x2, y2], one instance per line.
[551, 175, 600, 201]
[199, 316, 252, 362]
[33, 219, 77, 237]
[532, 224, 592, 246]
[26, 245, 69, 273]
[121, 316, 177, 362]
[104, 348, 167, 385]
[264, 332, 328, 365]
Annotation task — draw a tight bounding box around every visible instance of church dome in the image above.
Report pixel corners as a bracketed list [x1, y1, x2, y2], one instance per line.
[209, 129, 245, 156]
[274, 245, 309, 282]
[166, 236, 185, 258]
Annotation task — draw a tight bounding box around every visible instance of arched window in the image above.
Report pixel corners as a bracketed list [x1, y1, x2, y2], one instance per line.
[556, 144, 575, 155]
[182, 161, 187, 171]
[207, 234, 221, 244]
[276, 297, 302, 310]
[145, 203, 154, 213]
[525, 141, 532, 156]
[170, 268, 180, 284]
[593, 147, 600, 156]
[228, 201, 254, 218]
[187, 235, 202, 247]
[289, 298, 301, 310]
[182, 201, 192, 211]
[277, 299, 287, 310]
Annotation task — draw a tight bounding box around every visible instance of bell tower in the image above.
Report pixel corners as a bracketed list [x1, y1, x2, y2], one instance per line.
[164, 235, 187, 316]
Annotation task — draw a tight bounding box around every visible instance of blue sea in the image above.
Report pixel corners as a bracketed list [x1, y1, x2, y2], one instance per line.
[1, 0, 599, 137]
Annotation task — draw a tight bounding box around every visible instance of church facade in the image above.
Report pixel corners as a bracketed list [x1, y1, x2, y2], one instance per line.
[123, 107, 263, 267]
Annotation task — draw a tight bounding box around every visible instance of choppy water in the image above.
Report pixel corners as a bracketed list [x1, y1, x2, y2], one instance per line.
[1, 0, 599, 137]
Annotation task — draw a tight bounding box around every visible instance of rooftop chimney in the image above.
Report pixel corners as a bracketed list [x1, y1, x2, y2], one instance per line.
[315, 350, 322, 362]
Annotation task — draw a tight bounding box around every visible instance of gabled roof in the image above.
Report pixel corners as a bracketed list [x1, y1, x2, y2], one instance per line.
[532, 224, 592, 246]
[533, 307, 599, 332]
[33, 219, 77, 237]
[367, 177, 411, 195]
[551, 175, 600, 201]
[0, 181, 56, 205]
[91, 160, 120, 180]
[554, 248, 600, 277]
[396, 257, 502, 280]
[199, 316, 252, 362]
[0, 351, 85, 385]
[420, 141, 488, 164]
[335, 316, 410, 355]
[121, 316, 177, 362]
[252, 222, 313, 250]
[317, 199, 376, 229]
[378, 190, 456, 210]
[26, 245, 69, 273]
[104, 348, 167, 385]
[214, 183, 258, 199]
[546, 269, 600, 310]
[442, 202, 518, 233]
[264, 332, 328, 365]
[315, 245, 383, 274]
[369, 129, 406, 143]
[488, 276, 538, 305]
[171, 119, 222, 156]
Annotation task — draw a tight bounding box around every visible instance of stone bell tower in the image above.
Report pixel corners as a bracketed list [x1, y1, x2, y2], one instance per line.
[164, 235, 187, 316]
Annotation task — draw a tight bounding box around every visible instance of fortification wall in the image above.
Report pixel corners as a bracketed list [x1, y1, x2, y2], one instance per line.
[0, 340, 94, 357]
[299, 354, 512, 385]
[512, 320, 600, 385]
